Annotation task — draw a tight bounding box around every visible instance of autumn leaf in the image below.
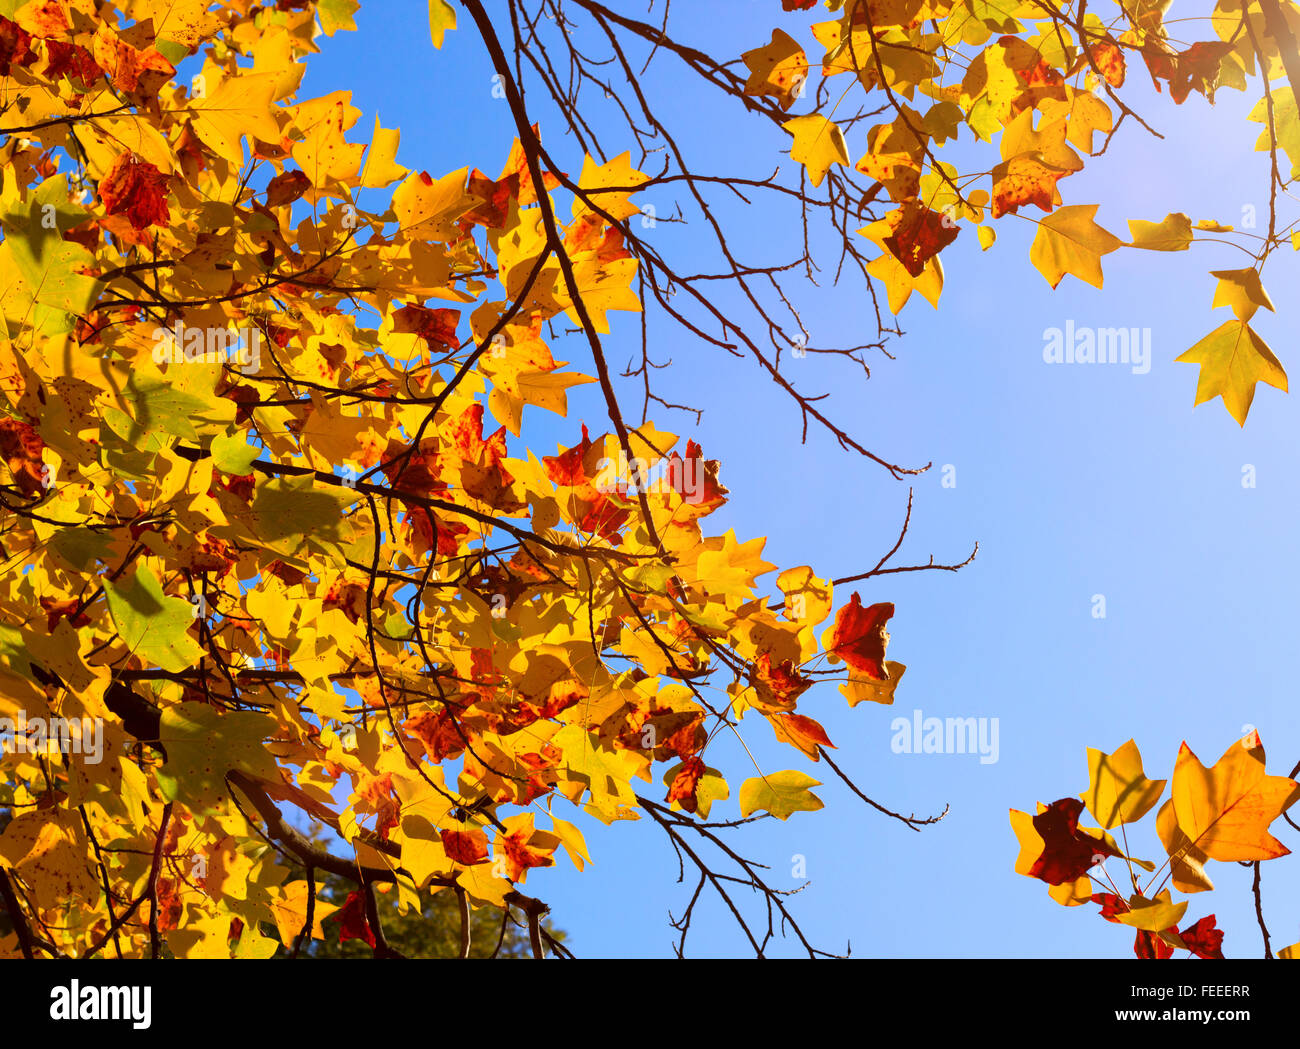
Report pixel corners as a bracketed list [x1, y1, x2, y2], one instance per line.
[1081, 739, 1166, 829]
[742, 29, 809, 111]
[1174, 320, 1287, 426]
[1113, 892, 1186, 933]
[104, 566, 204, 673]
[161, 703, 281, 812]
[739, 770, 824, 820]
[991, 152, 1070, 218]
[823, 592, 894, 680]
[99, 152, 170, 230]
[1029, 204, 1122, 289]
[441, 827, 491, 866]
[1208, 268, 1274, 322]
[769, 712, 835, 761]
[9, 0, 1300, 965]
[429, 0, 457, 49]
[329, 890, 375, 948]
[1025, 798, 1123, 885]
[1087, 39, 1126, 87]
[883, 203, 959, 277]
[1179, 914, 1225, 959]
[1127, 212, 1193, 251]
[1155, 798, 1214, 893]
[1170, 732, 1300, 862]
[783, 114, 849, 187]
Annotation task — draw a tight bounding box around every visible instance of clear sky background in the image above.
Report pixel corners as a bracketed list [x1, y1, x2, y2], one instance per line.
[299, 0, 1300, 957]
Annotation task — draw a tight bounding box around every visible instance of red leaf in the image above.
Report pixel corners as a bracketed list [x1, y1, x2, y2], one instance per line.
[322, 581, 368, 624]
[464, 168, 519, 229]
[265, 169, 311, 208]
[543, 424, 596, 486]
[0, 418, 45, 496]
[1180, 914, 1225, 960]
[404, 706, 469, 763]
[1027, 798, 1122, 885]
[1091, 892, 1125, 923]
[754, 653, 812, 705]
[440, 827, 490, 865]
[829, 593, 894, 680]
[771, 711, 835, 760]
[1134, 928, 1175, 960]
[1087, 39, 1125, 88]
[44, 41, 102, 87]
[331, 890, 375, 948]
[392, 304, 460, 352]
[499, 827, 555, 881]
[883, 204, 959, 278]
[100, 152, 170, 231]
[40, 597, 90, 632]
[665, 440, 728, 511]
[0, 17, 34, 76]
[666, 755, 706, 814]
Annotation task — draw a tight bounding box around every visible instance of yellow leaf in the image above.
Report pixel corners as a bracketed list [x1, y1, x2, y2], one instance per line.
[1174, 320, 1287, 426]
[572, 151, 649, 222]
[865, 249, 943, 313]
[1171, 732, 1300, 862]
[515, 369, 597, 417]
[128, 0, 221, 49]
[268, 879, 338, 944]
[1209, 267, 1274, 322]
[1127, 212, 1193, 251]
[1029, 204, 1122, 289]
[739, 770, 824, 820]
[841, 662, 905, 706]
[783, 114, 850, 187]
[0, 810, 100, 911]
[429, 0, 456, 49]
[190, 71, 282, 166]
[742, 29, 809, 111]
[393, 167, 478, 242]
[360, 116, 409, 188]
[292, 98, 366, 187]
[1113, 891, 1187, 932]
[549, 815, 591, 872]
[1081, 739, 1166, 829]
[1155, 798, 1214, 893]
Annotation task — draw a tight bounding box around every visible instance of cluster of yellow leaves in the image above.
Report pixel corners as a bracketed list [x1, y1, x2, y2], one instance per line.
[1011, 734, 1299, 957]
[744, 0, 1300, 424]
[0, 0, 905, 958]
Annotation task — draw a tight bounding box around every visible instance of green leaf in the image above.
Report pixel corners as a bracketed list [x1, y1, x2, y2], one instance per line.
[157, 702, 281, 813]
[242, 473, 357, 558]
[104, 566, 203, 673]
[738, 770, 824, 820]
[0, 175, 100, 336]
[154, 38, 189, 65]
[210, 431, 260, 474]
[105, 363, 237, 446]
[50, 527, 114, 571]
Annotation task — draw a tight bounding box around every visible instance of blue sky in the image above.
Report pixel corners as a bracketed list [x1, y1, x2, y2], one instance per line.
[301, 2, 1300, 957]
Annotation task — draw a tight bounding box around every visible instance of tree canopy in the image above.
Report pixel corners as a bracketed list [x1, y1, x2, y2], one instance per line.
[0, 0, 1296, 960]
